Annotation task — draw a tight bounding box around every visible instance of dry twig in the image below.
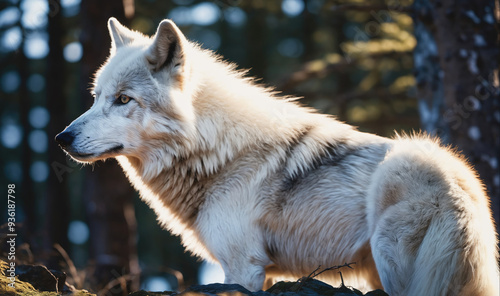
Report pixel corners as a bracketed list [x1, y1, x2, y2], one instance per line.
[54, 243, 83, 289]
[295, 262, 357, 290]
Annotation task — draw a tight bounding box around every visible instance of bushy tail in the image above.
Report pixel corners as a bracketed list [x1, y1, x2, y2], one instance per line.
[407, 210, 499, 296]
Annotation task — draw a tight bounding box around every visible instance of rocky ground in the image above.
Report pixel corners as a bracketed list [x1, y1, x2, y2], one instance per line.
[0, 260, 388, 296]
[129, 280, 389, 296]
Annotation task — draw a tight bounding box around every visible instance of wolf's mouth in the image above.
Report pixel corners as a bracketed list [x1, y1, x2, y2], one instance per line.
[72, 151, 95, 158]
[65, 144, 124, 162]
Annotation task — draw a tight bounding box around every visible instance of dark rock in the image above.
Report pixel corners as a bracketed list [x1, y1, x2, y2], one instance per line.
[266, 278, 337, 295]
[181, 283, 252, 295]
[364, 289, 389, 296]
[132, 280, 388, 296]
[267, 279, 366, 295]
[16, 264, 66, 292]
[49, 268, 68, 292]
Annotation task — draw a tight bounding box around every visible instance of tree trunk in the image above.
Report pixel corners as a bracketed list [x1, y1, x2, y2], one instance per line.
[79, 1, 139, 294]
[412, 0, 500, 244]
[45, 0, 71, 268]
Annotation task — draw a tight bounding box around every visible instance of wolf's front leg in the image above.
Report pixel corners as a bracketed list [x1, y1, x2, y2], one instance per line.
[198, 196, 271, 291]
[221, 259, 266, 291]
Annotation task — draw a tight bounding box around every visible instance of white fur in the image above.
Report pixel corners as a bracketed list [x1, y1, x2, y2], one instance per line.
[57, 18, 499, 295]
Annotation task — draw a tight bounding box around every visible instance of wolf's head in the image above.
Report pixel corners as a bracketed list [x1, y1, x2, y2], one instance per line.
[56, 18, 197, 164]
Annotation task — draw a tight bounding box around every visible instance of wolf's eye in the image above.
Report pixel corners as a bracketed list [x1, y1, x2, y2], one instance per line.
[116, 94, 132, 105]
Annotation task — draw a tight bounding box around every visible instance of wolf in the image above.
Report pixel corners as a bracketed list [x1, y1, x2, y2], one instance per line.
[56, 18, 499, 295]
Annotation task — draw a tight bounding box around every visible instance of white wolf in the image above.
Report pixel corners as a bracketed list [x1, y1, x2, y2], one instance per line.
[56, 18, 499, 295]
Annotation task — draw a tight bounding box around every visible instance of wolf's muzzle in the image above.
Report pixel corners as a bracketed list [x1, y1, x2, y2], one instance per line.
[55, 131, 75, 148]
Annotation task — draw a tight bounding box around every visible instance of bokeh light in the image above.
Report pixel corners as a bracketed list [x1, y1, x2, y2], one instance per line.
[21, 0, 48, 29]
[282, 0, 304, 17]
[1, 123, 22, 149]
[191, 2, 220, 26]
[141, 276, 172, 292]
[1, 71, 20, 93]
[68, 220, 90, 245]
[29, 106, 50, 128]
[198, 261, 225, 285]
[63, 42, 83, 63]
[61, 0, 81, 7]
[1, 26, 22, 52]
[168, 2, 221, 27]
[24, 33, 49, 59]
[224, 7, 246, 27]
[0, 7, 20, 28]
[28, 130, 48, 153]
[30, 160, 49, 182]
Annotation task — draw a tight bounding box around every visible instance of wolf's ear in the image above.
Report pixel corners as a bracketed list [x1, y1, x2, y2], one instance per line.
[108, 17, 135, 50]
[146, 19, 187, 72]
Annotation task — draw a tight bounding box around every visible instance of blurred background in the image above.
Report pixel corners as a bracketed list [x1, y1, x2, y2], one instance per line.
[0, 0, 498, 295]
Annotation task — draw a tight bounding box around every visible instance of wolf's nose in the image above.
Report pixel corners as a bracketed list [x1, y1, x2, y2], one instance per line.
[55, 131, 75, 148]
